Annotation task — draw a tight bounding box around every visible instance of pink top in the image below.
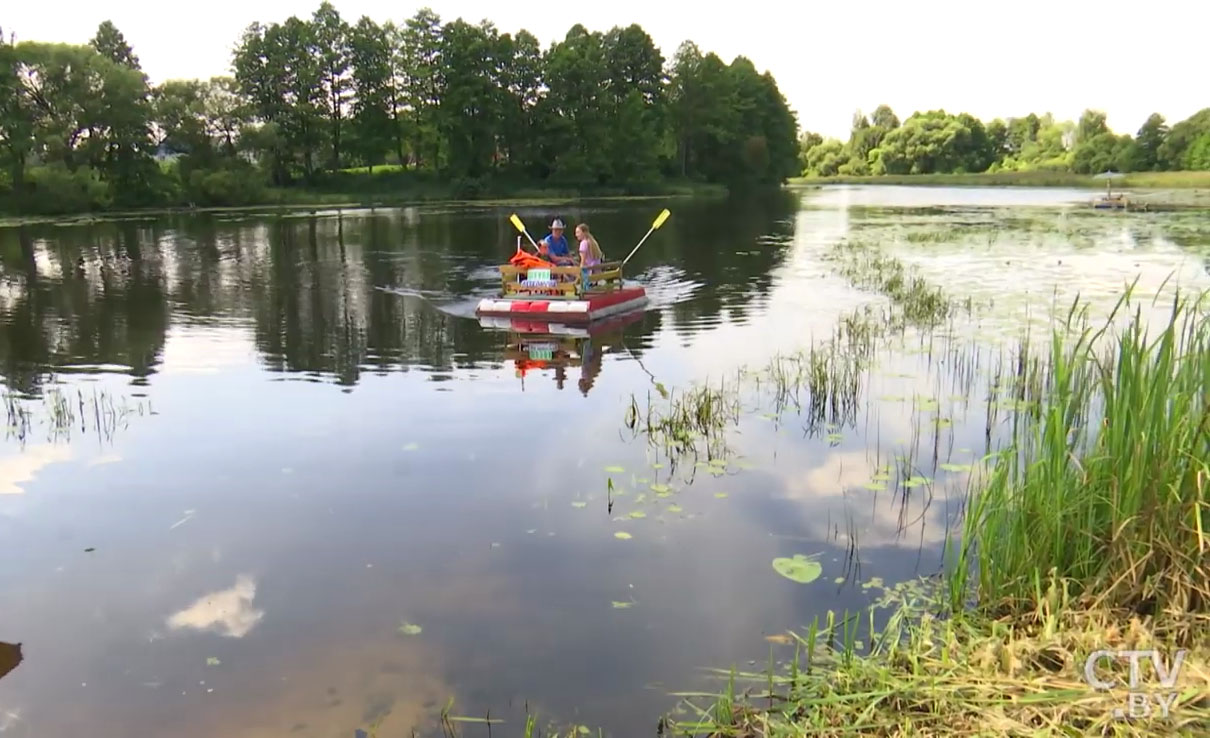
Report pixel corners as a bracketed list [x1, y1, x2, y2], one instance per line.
[579, 239, 601, 267]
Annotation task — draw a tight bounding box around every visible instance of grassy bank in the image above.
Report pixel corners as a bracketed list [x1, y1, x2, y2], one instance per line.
[790, 170, 1210, 190]
[0, 178, 727, 227]
[0, 169, 727, 223]
[642, 245, 1209, 734]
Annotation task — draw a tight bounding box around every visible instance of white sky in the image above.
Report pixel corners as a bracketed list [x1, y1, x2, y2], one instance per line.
[5, 0, 1205, 139]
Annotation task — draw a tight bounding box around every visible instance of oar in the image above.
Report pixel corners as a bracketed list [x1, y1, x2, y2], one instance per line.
[621, 209, 671, 266]
[509, 213, 542, 252]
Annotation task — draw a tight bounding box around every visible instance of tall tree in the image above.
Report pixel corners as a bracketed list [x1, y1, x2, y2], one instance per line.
[347, 16, 393, 170]
[90, 20, 140, 70]
[495, 29, 543, 175]
[399, 8, 443, 169]
[1135, 113, 1168, 171]
[437, 19, 501, 179]
[310, 2, 351, 170]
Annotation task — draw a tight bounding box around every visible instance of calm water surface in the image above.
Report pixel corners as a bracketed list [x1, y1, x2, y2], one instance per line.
[1, 186, 1208, 737]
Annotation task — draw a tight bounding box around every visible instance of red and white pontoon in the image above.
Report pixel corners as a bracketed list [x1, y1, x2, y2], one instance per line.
[475, 256, 648, 325]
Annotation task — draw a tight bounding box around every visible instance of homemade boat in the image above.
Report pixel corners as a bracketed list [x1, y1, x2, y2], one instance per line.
[475, 251, 648, 325]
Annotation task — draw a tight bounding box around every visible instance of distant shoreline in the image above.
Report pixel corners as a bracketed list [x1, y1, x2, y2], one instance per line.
[0, 181, 728, 227]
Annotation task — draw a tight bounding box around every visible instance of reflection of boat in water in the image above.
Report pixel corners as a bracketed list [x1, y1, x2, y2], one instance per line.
[480, 309, 644, 394]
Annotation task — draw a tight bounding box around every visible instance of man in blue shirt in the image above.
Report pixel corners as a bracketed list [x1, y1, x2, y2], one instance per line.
[538, 219, 573, 264]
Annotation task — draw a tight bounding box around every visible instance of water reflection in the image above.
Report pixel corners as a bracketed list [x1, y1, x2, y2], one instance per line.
[166, 575, 265, 639]
[0, 189, 1207, 738]
[0, 193, 798, 393]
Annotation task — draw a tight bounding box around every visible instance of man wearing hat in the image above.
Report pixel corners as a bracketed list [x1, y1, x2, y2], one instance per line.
[538, 219, 573, 264]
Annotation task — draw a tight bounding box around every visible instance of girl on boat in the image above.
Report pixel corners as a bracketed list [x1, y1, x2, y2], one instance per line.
[575, 223, 603, 268]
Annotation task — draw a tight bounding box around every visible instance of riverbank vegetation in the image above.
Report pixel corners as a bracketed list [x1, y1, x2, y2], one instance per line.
[635, 246, 1209, 733]
[799, 105, 1210, 180]
[0, 5, 797, 215]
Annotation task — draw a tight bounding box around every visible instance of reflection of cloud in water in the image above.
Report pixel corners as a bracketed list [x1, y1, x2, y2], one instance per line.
[86, 453, 122, 467]
[779, 449, 953, 549]
[159, 326, 258, 375]
[167, 575, 264, 638]
[0, 445, 73, 494]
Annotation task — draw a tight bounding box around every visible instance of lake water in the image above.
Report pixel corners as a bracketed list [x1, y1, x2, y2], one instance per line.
[1, 186, 1207, 737]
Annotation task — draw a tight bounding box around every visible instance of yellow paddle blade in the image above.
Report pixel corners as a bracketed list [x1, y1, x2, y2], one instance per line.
[509, 213, 527, 233]
[652, 209, 671, 229]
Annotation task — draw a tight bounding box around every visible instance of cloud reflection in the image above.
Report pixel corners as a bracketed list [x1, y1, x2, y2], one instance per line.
[0, 444, 73, 494]
[167, 575, 265, 638]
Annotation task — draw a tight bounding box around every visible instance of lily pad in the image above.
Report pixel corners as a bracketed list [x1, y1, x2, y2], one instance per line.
[571, 501, 588, 508]
[628, 510, 647, 519]
[714, 492, 729, 499]
[634, 493, 647, 504]
[707, 458, 727, 468]
[402, 442, 419, 452]
[650, 483, 671, 494]
[613, 531, 633, 540]
[872, 472, 892, 482]
[398, 621, 422, 636]
[667, 504, 683, 513]
[604, 465, 625, 474]
[206, 657, 221, 666]
[771, 554, 822, 584]
[903, 476, 931, 488]
[833, 577, 845, 584]
[940, 463, 972, 473]
[863, 481, 886, 491]
[826, 433, 844, 443]
[652, 463, 665, 469]
[611, 601, 634, 609]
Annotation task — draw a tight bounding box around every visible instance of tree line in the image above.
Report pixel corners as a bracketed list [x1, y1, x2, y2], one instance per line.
[0, 5, 800, 214]
[800, 105, 1210, 177]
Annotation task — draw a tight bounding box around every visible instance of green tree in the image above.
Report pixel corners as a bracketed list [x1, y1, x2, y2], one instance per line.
[347, 16, 394, 170]
[601, 24, 666, 183]
[0, 27, 36, 201]
[540, 25, 613, 184]
[1135, 113, 1167, 171]
[90, 20, 140, 70]
[310, 2, 351, 170]
[1158, 108, 1210, 170]
[801, 139, 845, 176]
[1076, 109, 1108, 144]
[495, 29, 543, 175]
[398, 8, 443, 169]
[437, 19, 502, 179]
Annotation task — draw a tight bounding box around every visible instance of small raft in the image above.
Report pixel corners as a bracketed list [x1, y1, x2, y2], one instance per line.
[475, 250, 648, 325]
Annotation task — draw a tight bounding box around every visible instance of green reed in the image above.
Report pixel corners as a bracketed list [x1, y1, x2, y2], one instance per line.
[950, 290, 1210, 633]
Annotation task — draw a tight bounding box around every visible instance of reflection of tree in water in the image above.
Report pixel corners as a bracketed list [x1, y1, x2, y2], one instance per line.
[0, 223, 170, 395]
[0, 199, 789, 390]
[636, 190, 798, 331]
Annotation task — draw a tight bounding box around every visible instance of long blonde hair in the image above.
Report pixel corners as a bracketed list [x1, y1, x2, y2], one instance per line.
[576, 223, 603, 261]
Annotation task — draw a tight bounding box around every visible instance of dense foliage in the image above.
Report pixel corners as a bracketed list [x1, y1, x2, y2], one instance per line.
[800, 105, 1210, 178]
[0, 6, 799, 214]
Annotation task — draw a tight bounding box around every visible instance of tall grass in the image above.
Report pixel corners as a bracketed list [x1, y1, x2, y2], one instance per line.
[951, 291, 1210, 636]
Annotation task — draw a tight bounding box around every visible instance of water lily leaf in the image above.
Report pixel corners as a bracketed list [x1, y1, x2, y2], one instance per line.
[771, 554, 822, 584]
[402, 443, 419, 452]
[879, 395, 907, 402]
[578, 726, 592, 735]
[652, 463, 665, 469]
[872, 472, 892, 482]
[398, 621, 422, 636]
[903, 476, 931, 488]
[708, 458, 727, 468]
[863, 482, 886, 491]
[604, 466, 625, 474]
[628, 510, 647, 519]
[650, 483, 671, 494]
[611, 601, 634, 609]
[206, 657, 221, 666]
[714, 492, 729, 499]
[861, 577, 885, 590]
[614, 531, 632, 540]
[667, 504, 683, 513]
[833, 577, 845, 584]
[634, 493, 647, 504]
[654, 489, 672, 498]
[826, 433, 844, 443]
[933, 417, 953, 427]
[940, 463, 972, 473]
[571, 501, 588, 508]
